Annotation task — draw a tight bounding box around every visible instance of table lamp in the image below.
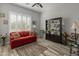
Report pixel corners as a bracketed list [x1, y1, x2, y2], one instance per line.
[33, 24, 36, 33]
[71, 21, 78, 44]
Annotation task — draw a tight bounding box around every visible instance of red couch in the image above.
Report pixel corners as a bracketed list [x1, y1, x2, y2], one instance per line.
[10, 31, 37, 49]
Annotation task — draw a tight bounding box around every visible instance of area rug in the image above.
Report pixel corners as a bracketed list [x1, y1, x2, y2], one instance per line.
[14, 42, 47, 56]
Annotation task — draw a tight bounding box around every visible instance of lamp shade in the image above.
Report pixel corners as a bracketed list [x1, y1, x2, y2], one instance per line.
[33, 25, 36, 28]
[71, 22, 77, 29]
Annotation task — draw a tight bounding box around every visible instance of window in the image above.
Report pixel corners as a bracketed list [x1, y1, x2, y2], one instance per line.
[9, 12, 32, 32]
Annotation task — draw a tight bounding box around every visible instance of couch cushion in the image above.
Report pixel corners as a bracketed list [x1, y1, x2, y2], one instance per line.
[23, 31, 29, 36]
[18, 31, 29, 37]
[14, 36, 35, 41]
[14, 37, 28, 40]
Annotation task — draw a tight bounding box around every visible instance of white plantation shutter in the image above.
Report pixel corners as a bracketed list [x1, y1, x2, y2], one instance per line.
[9, 12, 31, 32]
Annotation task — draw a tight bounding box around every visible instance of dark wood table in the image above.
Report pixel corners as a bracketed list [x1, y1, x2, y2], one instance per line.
[67, 38, 79, 56]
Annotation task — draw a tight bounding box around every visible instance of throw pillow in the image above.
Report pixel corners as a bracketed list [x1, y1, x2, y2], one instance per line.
[11, 32, 20, 39]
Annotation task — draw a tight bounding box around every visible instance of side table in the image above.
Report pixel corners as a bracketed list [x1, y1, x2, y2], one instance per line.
[0, 35, 6, 46]
[2, 36, 6, 46]
[67, 39, 79, 56]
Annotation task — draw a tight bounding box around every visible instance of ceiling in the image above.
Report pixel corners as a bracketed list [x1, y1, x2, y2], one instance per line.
[14, 3, 69, 13]
[14, 3, 55, 13]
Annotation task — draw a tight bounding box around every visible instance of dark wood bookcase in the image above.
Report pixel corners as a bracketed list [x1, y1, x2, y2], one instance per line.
[46, 17, 62, 44]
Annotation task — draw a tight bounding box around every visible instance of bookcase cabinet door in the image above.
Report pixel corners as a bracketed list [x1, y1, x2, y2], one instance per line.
[46, 17, 62, 44]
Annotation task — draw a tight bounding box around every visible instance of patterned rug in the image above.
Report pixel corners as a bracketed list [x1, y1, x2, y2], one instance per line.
[14, 42, 47, 56]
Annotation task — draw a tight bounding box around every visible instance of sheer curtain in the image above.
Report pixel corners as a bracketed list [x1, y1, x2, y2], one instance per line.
[9, 12, 32, 32]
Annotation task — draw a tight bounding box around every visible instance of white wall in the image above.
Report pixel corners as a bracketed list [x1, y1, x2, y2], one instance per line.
[0, 3, 41, 34]
[41, 3, 79, 33]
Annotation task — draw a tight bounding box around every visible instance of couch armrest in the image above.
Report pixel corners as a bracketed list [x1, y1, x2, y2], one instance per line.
[10, 36, 14, 40]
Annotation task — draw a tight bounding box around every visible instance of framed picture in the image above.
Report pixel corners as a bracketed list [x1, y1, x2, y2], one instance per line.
[0, 13, 5, 17]
[3, 20, 8, 24]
